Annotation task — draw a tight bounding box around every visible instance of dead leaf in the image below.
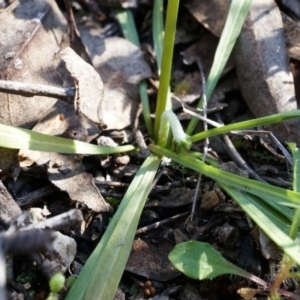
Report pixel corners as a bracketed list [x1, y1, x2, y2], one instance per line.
[236, 287, 260, 300]
[61, 47, 103, 124]
[19, 102, 110, 213]
[145, 188, 196, 208]
[0, 180, 22, 223]
[234, 0, 300, 145]
[51, 231, 76, 273]
[78, 20, 152, 130]
[47, 155, 110, 212]
[185, 0, 230, 37]
[282, 12, 300, 60]
[126, 238, 181, 281]
[0, 0, 66, 128]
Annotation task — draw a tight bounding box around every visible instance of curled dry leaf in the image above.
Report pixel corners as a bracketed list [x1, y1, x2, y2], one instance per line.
[185, 0, 230, 37]
[126, 238, 181, 281]
[234, 0, 300, 144]
[145, 188, 196, 208]
[51, 231, 77, 273]
[19, 102, 110, 213]
[282, 12, 300, 60]
[0, 180, 22, 223]
[61, 47, 103, 124]
[78, 20, 152, 130]
[0, 0, 66, 128]
[0, 0, 66, 171]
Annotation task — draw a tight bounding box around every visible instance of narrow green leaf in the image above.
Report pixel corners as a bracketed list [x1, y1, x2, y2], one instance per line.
[66, 156, 161, 300]
[0, 123, 134, 154]
[154, 0, 179, 141]
[191, 110, 300, 142]
[149, 144, 300, 209]
[169, 241, 247, 280]
[153, 0, 164, 72]
[288, 143, 300, 240]
[187, 0, 253, 134]
[219, 184, 300, 266]
[115, 10, 153, 137]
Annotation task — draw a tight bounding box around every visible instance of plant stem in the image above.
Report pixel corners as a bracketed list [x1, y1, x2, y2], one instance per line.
[154, 0, 180, 141]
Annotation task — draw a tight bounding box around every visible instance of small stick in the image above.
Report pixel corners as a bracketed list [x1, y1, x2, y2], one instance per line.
[0, 80, 74, 102]
[20, 209, 83, 232]
[136, 212, 189, 234]
[191, 58, 208, 220]
[215, 112, 267, 183]
[17, 185, 55, 207]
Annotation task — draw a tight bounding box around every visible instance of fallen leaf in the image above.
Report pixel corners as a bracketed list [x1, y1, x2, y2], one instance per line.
[61, 47, 103, 124]
[282, 12, 300, 60]
[0, 180, 22, 223]
[126, 238, 180, 281]
[0, 0, 66, 128]
[19, 102, 110, 213]
[185, 0, 230, 37]
[78, 20, 152, 130]
[47, 155, 111, 212]
[234, 0, 300, 144]
[145, 188, 196, 208]
[0, 0, 67, 171]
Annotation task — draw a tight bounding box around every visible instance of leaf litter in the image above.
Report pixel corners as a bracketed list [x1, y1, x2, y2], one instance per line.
[0, 0, 300, 299]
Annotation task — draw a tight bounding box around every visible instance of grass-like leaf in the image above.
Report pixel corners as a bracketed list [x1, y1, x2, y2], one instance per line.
[0, 123, 134, 154]
[116, 10, 153, 137]
[191, 110, 300, 142]
[186, 0, 253, 134]
[219, 184, 300, 266]
[153, 0, 164, 72]
[149, 144, 300, 209]
[153, 0, 179, 141]
[288, 143, 300, 239]
[66, 155, 161, 300]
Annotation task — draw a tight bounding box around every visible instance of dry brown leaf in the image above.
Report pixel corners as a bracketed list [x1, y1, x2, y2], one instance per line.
[0, 180, 22, 223]
[126, 238, 180, 281]
[19, 102, 109, 213]
[78, 20, 152, 130]
[282, 12, 300, 60]
[185, 0, 230, 37]
[47, 155, 111, 213]
[0, 0, 66, 128]
[145, 188, 196, 208]
[235, 0, 300, 145]
[61, 47, 103, 125]
[236, 287, 260, 300]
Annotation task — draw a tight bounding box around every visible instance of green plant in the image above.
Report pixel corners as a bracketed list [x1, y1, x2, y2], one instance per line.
[1, 0, 300, 299]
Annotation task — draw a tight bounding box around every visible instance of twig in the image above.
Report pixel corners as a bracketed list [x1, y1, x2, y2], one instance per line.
[16, 185, 55, 207]
[216, 113, 267, 183]
[136, 212, 189, 234]
[20, 209, 83, 232]
[0, 80, 74, 102]
[191, 58, 208, 220]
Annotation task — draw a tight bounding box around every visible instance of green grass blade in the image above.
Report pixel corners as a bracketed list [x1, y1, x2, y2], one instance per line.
[154, 0, 179, 141]
[115, 9, 139, 46]
[115, 10, 153, 137]
[288, 143, 300, 239]
[219, 184, 300, 266]
[186, 0, 252, 134]
[191, 110, 300, 142]
[0, 123, 134, 154]
[149, 144, 300, 209]
[66, 156, 161, 300]
[153, 0, 164, 72]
